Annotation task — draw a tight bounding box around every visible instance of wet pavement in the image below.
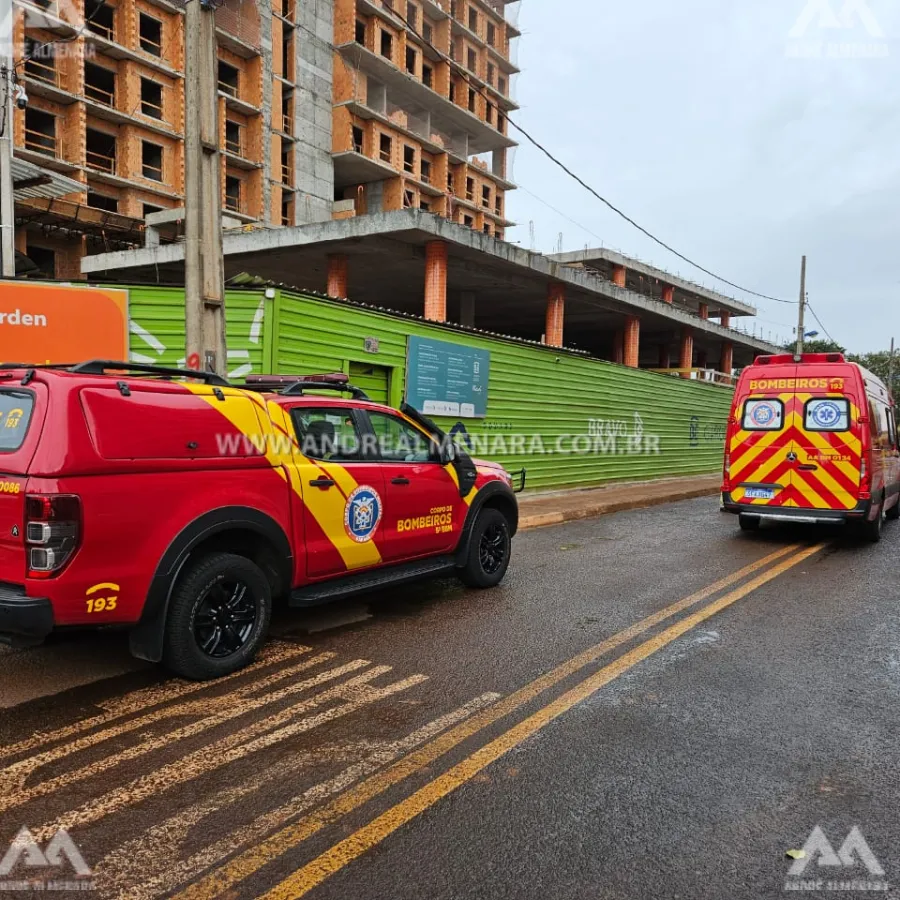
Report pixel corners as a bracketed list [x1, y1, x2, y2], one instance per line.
[1, 496, 898, 898]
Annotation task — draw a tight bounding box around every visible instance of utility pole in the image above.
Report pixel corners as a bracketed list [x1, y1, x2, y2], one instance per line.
[889, 337, 896, 401]
[184, 0, 225, 376]
[1, 0, 17, 278]
[794, 255, 807, 357]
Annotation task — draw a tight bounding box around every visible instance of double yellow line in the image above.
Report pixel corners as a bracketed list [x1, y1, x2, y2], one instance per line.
[174, 541, 824, 900]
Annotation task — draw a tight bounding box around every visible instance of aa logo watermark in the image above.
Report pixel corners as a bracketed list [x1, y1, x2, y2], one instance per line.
[0, 826, 95, 892]
[784, 826, 888, 892]
[0, 0, 96, 60]
[786, 0, 889, 59]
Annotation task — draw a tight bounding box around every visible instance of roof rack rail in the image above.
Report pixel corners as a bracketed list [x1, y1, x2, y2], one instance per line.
[68, 360, 231, 387]
[0, 363, 78, 370]
[244, 373, 371, 402]
[243, 379, 371, 401]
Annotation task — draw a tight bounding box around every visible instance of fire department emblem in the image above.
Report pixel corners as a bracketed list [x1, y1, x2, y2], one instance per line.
[344, 486, 383, 543]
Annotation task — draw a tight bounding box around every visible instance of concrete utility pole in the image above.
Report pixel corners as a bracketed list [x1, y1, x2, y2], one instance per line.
[889, 337, 895, 401]
[184, 0, 226, 376]
[1, 0, 17, 278]
[795, 255, 807, 357]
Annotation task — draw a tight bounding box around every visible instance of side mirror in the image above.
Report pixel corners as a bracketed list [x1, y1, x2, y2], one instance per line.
[439, 441, 457, 465]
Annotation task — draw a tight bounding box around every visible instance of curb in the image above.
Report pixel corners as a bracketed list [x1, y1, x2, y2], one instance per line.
[518, 485, 720, 531]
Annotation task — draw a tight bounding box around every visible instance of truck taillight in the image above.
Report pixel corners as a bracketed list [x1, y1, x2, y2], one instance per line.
[25, 494, 81, 578]
[860, 459, 871, 497]
[723, 451, 731, 490]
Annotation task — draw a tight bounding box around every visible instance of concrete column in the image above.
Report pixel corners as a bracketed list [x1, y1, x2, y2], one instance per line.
[720, 341, 734, 380]
[612, 264, 626, 288]
[424, 240, 448, 322]
[623, 315, 640, 368]
[679, 327, 694, 379]
[658, 344, 670, 369]
[662, 285, 674, 304]
[698, 302, 709, 320]
[460, 291, 475, 328]
[326, 254, 348, 298]
[613, 330, 624, 365]
[545, 283, 565, 348]
[720, 311, 731, 328]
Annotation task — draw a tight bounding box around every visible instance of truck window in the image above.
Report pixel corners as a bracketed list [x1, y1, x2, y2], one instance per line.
[805, 398, 850, 432]
[0, 391, 34, 451]
[742, 399, 783, 431]
[291, 407, 362, 462]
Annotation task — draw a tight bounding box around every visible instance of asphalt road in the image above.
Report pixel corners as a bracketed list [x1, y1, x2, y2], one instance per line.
[1, 497, 898, 899]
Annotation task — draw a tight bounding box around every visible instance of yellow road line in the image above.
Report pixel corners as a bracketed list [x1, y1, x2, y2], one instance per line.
[34, 665, 424, 841]
[172, 542, 804, 900]
[0, 641, 312, 761]
[259, 542, 825, 900]
[101, 693, 503, 900]
[0, 652, 344, 809]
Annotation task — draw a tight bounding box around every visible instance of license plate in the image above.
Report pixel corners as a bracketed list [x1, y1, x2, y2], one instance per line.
[745, 487, 775, 500]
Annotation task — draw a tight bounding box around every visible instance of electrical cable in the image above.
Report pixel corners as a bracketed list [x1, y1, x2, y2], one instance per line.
[389, 6, 797, 307]
[516, 184, 607, 245]
[805, 300, 839, 348]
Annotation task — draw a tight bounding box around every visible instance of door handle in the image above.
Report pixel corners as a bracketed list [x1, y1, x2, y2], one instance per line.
[391, 477, 411, 486]
[799, 464, 818, 471]
[309, 478, 335, 488]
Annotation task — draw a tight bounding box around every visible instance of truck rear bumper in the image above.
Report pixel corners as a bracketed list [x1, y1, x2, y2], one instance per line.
[0, 583, 53, 648]
[721, 493, 871, 525]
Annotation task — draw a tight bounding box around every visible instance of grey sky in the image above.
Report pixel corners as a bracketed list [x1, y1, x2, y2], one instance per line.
[506, 0, 899, 353]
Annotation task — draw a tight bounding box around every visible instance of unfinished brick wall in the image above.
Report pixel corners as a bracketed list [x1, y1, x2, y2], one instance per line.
[216, 0, 262, 51]
[332, 52, 366, 104]
[133, 0, 183, 70]
[333, 0, 356, 45]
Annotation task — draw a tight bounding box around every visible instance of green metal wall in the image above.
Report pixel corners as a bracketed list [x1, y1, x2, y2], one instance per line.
[124, 285, 732, 492]
[272, 290, 732, 491]
[126, 286, 271, 379]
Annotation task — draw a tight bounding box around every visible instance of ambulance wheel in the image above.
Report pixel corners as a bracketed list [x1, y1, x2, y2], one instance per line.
[163, 552, 272, 680]
[458, 508, 512, 588]
[886, 498, 900, 521]
[738, 514, 760, 532]
[859, 508, 883, 543]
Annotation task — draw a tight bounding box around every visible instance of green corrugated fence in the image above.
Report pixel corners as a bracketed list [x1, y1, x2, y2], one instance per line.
[125, 285, 732, 492]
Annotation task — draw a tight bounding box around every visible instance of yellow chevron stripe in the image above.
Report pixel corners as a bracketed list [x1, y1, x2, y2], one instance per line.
[444, 463, 477, 506]
[264, 400, 383, 570]
[183, 386, 382, 572]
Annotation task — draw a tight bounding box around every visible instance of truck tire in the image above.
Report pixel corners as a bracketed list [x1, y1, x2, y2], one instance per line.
[457, 508, 512, 589]
[859, 508, 883, 543]
[738, 514, 760, 532]
[886, 497, 900, 521]
[162, 552, 272, 680]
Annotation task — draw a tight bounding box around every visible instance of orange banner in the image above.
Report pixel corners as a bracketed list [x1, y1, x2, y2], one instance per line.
[0, 283, 128, 365]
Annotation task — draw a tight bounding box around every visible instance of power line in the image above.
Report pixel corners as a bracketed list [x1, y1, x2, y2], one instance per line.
[390, 7, 797, 307]
[516, 185, 606, 245]
[805, 300, 839, 348]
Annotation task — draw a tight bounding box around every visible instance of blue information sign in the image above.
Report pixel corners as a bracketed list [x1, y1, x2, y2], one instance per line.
[406, 336, 490, 419]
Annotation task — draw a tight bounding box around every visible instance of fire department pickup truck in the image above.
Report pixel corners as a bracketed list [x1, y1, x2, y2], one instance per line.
[0, 362, 523, 679]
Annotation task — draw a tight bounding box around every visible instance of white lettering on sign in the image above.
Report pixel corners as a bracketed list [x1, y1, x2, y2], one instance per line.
[0, 310, 48, 327]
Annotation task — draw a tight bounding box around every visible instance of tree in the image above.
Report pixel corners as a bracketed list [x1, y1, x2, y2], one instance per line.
[780, 339, 846, 354]
[777, 339, 896, 394]
[847, 351, 894, 387]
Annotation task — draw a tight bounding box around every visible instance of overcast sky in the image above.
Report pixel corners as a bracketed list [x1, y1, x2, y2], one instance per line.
[505, 0, 899, 353]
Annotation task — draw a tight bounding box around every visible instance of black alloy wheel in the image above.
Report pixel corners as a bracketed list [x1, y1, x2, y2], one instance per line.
[479, 522, 509, 576]
[193, 578, 258, 658]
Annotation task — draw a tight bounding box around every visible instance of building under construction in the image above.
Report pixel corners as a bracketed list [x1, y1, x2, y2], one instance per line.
[10, 0, 519, 277]
[11, 0, 777, 371]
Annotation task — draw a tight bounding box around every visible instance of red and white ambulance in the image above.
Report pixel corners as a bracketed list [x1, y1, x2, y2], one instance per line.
[722, 353, 900, 541]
